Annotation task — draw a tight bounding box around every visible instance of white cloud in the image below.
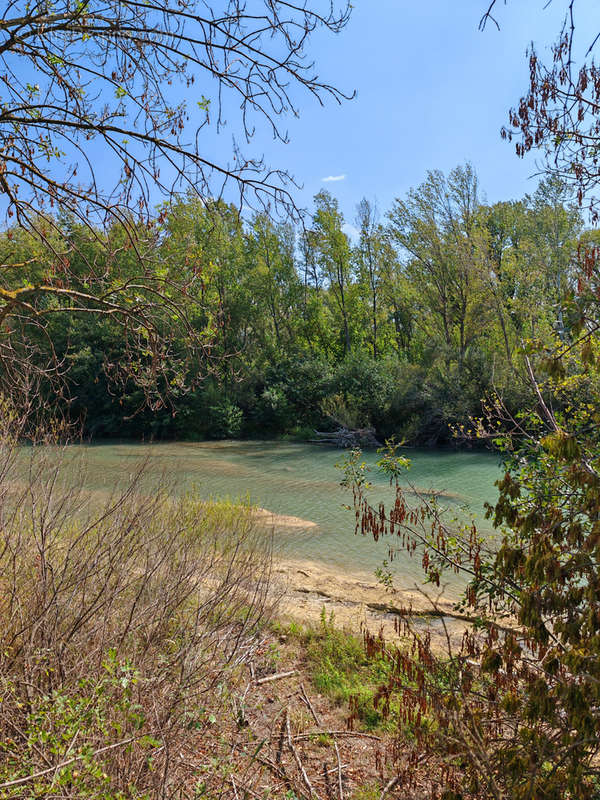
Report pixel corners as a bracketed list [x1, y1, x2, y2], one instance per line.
[321, 174, 346, 183]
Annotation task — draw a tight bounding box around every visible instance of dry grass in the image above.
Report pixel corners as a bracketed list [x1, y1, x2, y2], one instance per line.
[0, 421, 275, 798]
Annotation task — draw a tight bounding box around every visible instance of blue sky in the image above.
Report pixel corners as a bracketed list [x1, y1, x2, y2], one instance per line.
[208, 0, 596, 232]
[10, 1, 597, 232]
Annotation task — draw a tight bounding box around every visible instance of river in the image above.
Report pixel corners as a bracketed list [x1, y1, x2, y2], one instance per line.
[55, 440, 501, 597]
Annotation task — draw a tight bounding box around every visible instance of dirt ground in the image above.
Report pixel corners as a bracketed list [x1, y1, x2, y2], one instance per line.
[179, 626, 442, 800]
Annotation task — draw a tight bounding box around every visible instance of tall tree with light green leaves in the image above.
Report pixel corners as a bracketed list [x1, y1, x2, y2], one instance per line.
[387, 164, 491, 372]
[311, 191, 355, 357]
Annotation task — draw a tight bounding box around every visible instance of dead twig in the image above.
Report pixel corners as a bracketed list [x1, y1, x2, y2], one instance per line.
[286, 707, 320, 800]
[299, 682, 321, 725]
[334, 739, 344, 800]
[288, 731, 382, 743]
[379, 776, 400, 800]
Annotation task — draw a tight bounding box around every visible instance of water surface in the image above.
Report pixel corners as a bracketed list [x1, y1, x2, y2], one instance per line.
[56, 440, 501, 596]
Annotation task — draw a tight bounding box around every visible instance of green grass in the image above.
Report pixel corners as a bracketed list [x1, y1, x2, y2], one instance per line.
[280, 608, 457, 737]
[350, 784, 383, 800]
[293, 609, 392, 730]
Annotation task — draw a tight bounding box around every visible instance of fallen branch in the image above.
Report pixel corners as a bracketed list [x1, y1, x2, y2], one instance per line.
[313, 763, 349, 783]
[257, 754, 289, 783]
[286, 708, 320, 800]
[312, 427, 381, 449]
[380, 776, 400, 800]
[334, 739, 344, 800]
[299, 682, 321, 725]
[256, 670, 298, 685]
[290, 730, 382, 742]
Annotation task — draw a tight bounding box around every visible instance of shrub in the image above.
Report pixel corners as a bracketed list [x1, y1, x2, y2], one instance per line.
[209, 398, 244, 438]
[0, 431, 273, 797]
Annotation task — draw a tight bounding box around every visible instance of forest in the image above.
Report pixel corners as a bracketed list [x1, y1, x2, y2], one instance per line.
[4, 165, 586, 445]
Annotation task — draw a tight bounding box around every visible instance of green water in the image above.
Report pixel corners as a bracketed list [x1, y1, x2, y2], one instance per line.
[54, 440, 501, 596]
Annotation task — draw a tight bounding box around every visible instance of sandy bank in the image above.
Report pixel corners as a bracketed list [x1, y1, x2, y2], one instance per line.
[251, 507, 319, 530]
[271, 555, 470, 650]
[249, 505, 471, 649]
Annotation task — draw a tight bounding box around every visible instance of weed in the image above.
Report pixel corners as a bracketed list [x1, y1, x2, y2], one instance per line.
[285, 621, 303, 637]
[302, 607, 388, 730]
[266, 642, 282, 670]
[351, 783, 382, 800]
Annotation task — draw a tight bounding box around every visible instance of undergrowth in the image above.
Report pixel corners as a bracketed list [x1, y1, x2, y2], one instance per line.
[0, 428, 274, 799]
[277, 608, 457, 740]
[284, 609, 390, 731]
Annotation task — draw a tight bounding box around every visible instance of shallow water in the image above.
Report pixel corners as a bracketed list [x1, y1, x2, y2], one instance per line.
[52, 440, 501, 597]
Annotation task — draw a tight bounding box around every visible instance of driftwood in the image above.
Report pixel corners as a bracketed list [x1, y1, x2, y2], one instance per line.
[311, 427, 381, 449]
[256, 669, 298, 685]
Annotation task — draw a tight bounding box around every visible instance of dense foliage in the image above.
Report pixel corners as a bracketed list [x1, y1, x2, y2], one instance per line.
[341, 217, 600, 796]
[5, 165, 586, 444]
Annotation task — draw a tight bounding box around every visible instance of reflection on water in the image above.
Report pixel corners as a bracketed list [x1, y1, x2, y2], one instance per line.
[55, 440, 502, 596]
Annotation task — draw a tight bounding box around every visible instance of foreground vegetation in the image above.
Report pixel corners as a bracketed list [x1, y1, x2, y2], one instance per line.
[0, 421, 449, 799]
[0, 424, 274, 798]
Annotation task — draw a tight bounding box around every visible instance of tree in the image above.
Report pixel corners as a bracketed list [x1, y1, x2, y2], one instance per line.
[387, 164, 490, 371]
[0, 217, 196, 410]
[480, 199, 529, 364]
[158, 196, 249, 361]
[247, 213, 302, 355]
[0, 1, 351, 230]
[525, 176, 582, 339]
[0, 0, 352, 401]
[354, 199, 384, 359]
[377, 236, 415, 357]
[311, 191, 354, 357]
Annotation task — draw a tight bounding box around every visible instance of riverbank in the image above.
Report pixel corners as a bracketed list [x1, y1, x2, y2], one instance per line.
[251, 503, 470, 650]
[271, 556, 468, 652]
